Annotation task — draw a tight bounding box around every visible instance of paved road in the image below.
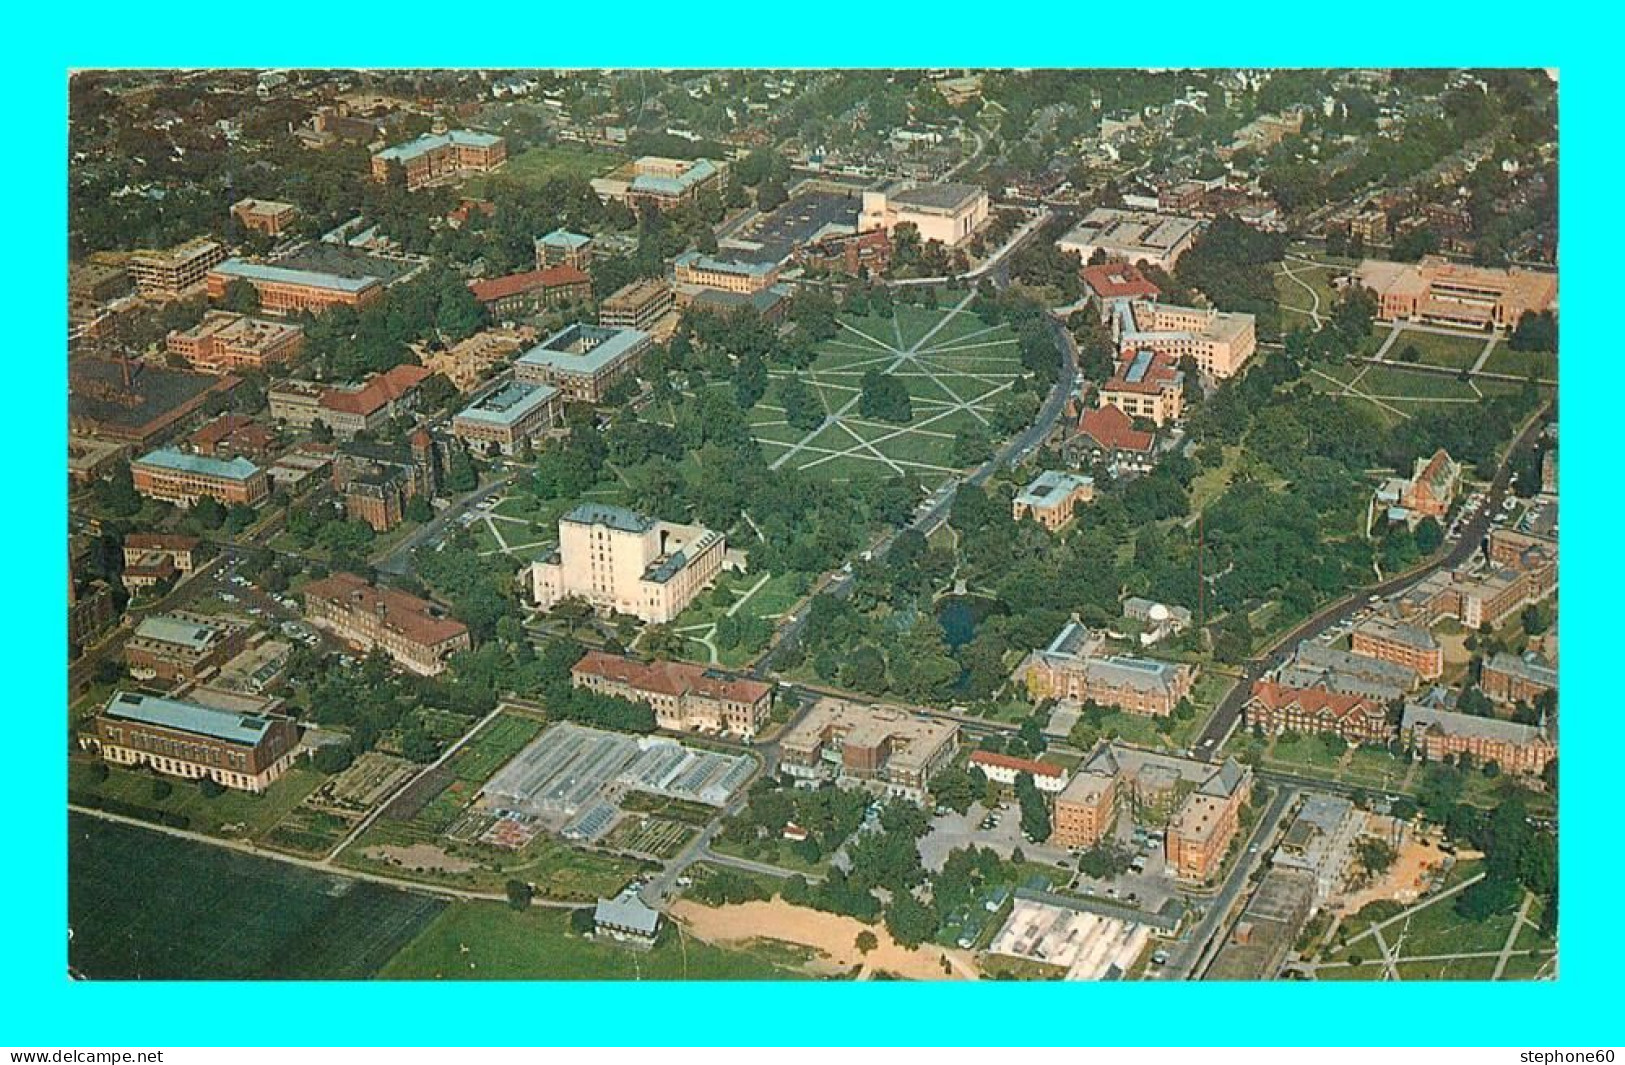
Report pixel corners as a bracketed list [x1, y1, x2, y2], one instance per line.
[1189, 400, 1553, 762]
[375, 471, 518, 576]
[1165, 784, 1297, 980]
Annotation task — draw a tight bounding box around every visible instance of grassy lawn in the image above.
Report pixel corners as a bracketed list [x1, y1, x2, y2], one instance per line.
[469, 145, 620, 192]
[378, 899, 800, 980]
[1266, 734, 1347, 773]
[1188, 445, 1244, 513]
[69, 760, 326, 841]
[709, 833, 830, 876]
[70, 813, 444, 979]
[979, 954, 1068, 981]
[1388, 329, 1488, 371]
[1273, 262, 1342, 319]
[1482, 346, 1556, 381]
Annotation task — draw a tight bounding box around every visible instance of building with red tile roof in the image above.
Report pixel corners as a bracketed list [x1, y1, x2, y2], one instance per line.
[1073, 404, 1154, 457]
[315, 364, 432, 439]
[968, 749, 1070, 793]
[1081, 262, 1162, 312]
[469, 265, 592, 317]
[302, 572, 471, 675]
[1098, 348, 1186, 426]
[571, 650, 774, 739]
[1244, 680, 1395, 746]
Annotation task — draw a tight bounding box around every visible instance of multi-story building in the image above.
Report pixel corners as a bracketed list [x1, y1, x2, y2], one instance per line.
[515, 323, 651, 404]
[1277, 642, 1420, 703]
[778, 697, 959, 802]
[590, 156, 728, 210]
[1080, 262, 1162, 320]
[187, 414, 275, 462]
[451, 381, 563, 456]
[207, 259, 384, 314]
[1401, 704, 1556, 776]
[535, 229, 594, 270]
[130, 447, 269, 507]
[1058, 209, 1202, 272]
[309, 364, 432, 439]
[129, 238, 228, 299]
[599, 278, 676, 332]
[468, 265, 592, 317]
[330, 433, 439, 532]
[1165, 758, 1253, 884]
[1271, 795, 1363, 911]
[302, 572, 472, 676]
[857, 182, 989, 248]
[122, 533, 203, 575]
[1205, 866, 1317, 981]
[570, 650, 774, 739]
[70, 359, 242, 449]
[530, 503, 724, 625]
[1481, 651, 1558, 706]
[1355, 256, 1557, 331]
[1244, 680, 1394, 746]
[267, 379, 326, 429]
[968, 750, 1070, 794]
[1109, 299, 1256, 379]
[231, 198, 299, 237]
[371, 129, 507, 190]
[1098, 348, 1186, 426]
[1052, 747, 1121, 848]
[84, 690, 300, 793]
[1067, 403, 1156, 473]
[673, 252, 781, 295]
[1012, 470, 1095, 531]
[124, 611, 248, 685]
[423, 327, 535, 392]
[1375, 449, 1461, 526]
[1350, 615, 1444, 680]
[795, 229, 892, 276]
[1021, 621, 1196, 716]
[1348, 209, 1389, 246]
[165, 311, 304, 373]
[69, 576, 119, 652]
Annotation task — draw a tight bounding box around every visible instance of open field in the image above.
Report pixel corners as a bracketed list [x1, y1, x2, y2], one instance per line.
[1482, 346, 1557, 380]
[69, 760, 326, 842]
[379, 899, 799, 980]
[1388, 329, 1487, 371]
[751, 301, 1024, 482]
[69, 814, 444, 979]
[466, 145, 621, 193]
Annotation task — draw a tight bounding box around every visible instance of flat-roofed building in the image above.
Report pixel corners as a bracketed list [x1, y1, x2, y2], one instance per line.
[267, 379, 326, 429]
[131, 447, 269, 507]
[1052, 747, 1121, 848]
[535, 228, 594, 270]
[371, 129, 507, 190]
[303, 572, 471, 676]
[1110, 298, 1256, 379]
[779, 697, 959, 802]
[1166, 757, 1252, 884]
[1012, 470, 1095, 531]
[207, 259, 384, 314]
[530, 503, 724, 624]
[571, 650, 773, 739]
[1098, 348, 1186, 426]
[129, 238, 228, 298]
[858, 182, 989, 248]
[124, 611, 248, 685]
[1058, 209, 1202, 271]
[1245, 680, 1394, 746]
[423, 326, 535, 392]
[122, 533, 203, 574]
[673, 252, 781, 295]
[515, 323, 651, 403]
[468, 265, 591, 317]
[1355, 256, 1556, 331]
[1204, 866, 1316, 981]
[1272, 795, 1362, 910]
[600, 278, 676, 332]
[1350, 615, 1443, 681]
[231, 198, 298, 237]
[71, 261, 133, 303]
[969, 750, 1070, 794]
[1402, 704, 1555, 776]
[84, 690, 300, 793]
[1021, 620, 1196, 716]
[1481, 651, 1557, 706]
[591, 156, 728, 210]
[165, 311, 304, 373]
[70, 360, 241, 449]
[452, 381, 563, 455]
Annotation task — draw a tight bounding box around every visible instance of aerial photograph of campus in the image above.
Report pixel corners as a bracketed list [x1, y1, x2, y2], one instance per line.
[66, 68, 1557, 983]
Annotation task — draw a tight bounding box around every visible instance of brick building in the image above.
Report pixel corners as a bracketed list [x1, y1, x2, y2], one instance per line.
[1401, 704, 1555, 776]
[84, 691, 300, 793]
[1481, 651, 1557, 706]
[515, 323, 651, 404]
[570, 650, 774, 739]
[1165, 758, 1253, 884]
[451, 381, 563, 456]
[165, 311, 304, 373]
[1349, 615, 1443, 680]
[130, 447, 269, 507]
[1244, 680, 1395, 745]
[599, 278, 676, 332]
[371, 129, 507, 190]
[779, 698, 958, 802]
[124, 611, 248, 685]
[231, 198, 298, 237]
[302, 572, 472, 676]
[207, 260, 384, 315]
[129, 238, 227, 298]
[1021, 621, 1196, 716]
[469, 265, 592, 317]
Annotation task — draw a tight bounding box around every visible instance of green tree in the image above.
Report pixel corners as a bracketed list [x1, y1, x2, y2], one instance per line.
[506, 879, 534, 911]
[1014, 771, 1051, 843]
[884, 890, 939, 949]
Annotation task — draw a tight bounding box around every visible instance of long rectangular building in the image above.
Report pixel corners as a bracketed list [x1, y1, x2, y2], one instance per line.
[1021, 621, 1196, 716]
[85, 690, 300, 793]
[207, 259, 385, 314]
[1401, 704, 1555, 776]
[302, 572, 472, 675]
[515, 323, 650, 404]
[570, 650, 773, 739]
[1355, 256, 1556, 331]
[1058, 209, 1202, 272]
[129, 238, 228, 298]
[131, 447, 269, 507]
[124, 612, 248, 685]
[165, 311, 304, 373]
[779, 698, 958, 802]
[452, 381, 563, 456]
[371, 129, 507, 190]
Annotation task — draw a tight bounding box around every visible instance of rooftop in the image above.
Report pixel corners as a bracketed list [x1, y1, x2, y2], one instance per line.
[572, 650, 771, 707]
[132, 613, 234, 652]
[133, 446, 261, 482]
[1015, 470, 1094, 508]
[886, 182, 985, 213]
[374, 128, 503, 162]
[101, 690, 277, 747]
[468, 265, 590, 303]
[519, 322, 650, 377]
[212, 258, 383, 295]
[454, 381, 561, 427]
[562, 502, 655, 534]
[304, 571, 469, 647]
[1402, 703, 1551, 746]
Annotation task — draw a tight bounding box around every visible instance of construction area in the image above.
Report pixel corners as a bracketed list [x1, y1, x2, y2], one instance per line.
[987, 897, 1152, 980]
[476, 722, 754, 844]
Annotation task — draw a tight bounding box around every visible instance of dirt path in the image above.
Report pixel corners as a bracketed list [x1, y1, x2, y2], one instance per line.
[672, 898, 979, 981]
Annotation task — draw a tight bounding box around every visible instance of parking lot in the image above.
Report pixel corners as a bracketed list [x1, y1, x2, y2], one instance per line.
[919, 801, 1074, 875]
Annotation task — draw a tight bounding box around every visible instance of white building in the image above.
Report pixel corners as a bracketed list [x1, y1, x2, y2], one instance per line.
[530, 503, 725, 624]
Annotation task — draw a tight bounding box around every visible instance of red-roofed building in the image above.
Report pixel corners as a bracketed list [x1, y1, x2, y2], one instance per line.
[302, 572, 471, 675]
[968, 749, 1070, 794]
[1081, 262, 1161, 319]
[447, 199, 496, 227]
[1068, 403, 1157, 474]
[188, 414, 276, 461]
[1098, 349, 1186, 427]
[469, 266, 592, 317]
[570, 649, 774, 739]
[316, 364, 432, 439]
[1244, 680, 1395, 746]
